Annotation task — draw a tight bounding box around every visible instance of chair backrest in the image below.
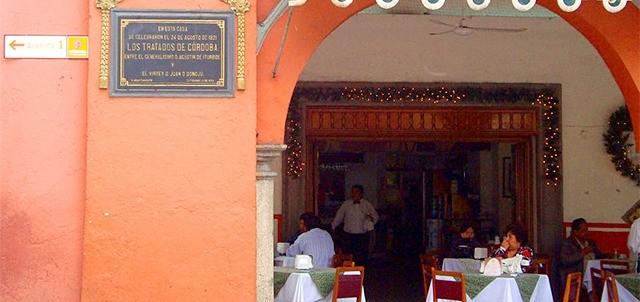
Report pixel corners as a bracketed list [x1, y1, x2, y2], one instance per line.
[590, 267, 604, 301]
[331, 253, 354, 268]
[604, 271, 620, 302]
[562, 272, 582, 302]
[431, 268, 467, 302]
[600, 259, 630, 275]
[332, 266, 365, 302]
[533, 258, 550, 275]
[420, 254, 439, 297]
[342, 260, 355, 267]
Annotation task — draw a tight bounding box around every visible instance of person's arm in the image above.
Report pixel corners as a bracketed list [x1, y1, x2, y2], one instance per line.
[331, 203, 346, 230]
[591, 239, 604, 259]
[286, 235, 304, 256]
[560, 239, 583, 267]
[628, 219, 640, 256]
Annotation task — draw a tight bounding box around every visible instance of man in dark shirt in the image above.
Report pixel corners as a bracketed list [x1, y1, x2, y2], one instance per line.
[449, 223, 480, 258]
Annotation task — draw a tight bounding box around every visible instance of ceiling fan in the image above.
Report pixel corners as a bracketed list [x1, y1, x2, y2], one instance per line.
[429, 17, 527, 36]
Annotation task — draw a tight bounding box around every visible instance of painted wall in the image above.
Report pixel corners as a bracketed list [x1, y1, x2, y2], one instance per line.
[297, 14, 639, 229]
[0, 0, 87, 300]
[81, 1, 258, 300]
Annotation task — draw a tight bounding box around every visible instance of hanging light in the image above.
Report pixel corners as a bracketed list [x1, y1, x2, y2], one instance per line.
[603, 0, 627, 13]
[377, 0, 401, 9]
[512, 0, 536, 11]
[467, 0, 491, 11]
[557, 0, 581, 12]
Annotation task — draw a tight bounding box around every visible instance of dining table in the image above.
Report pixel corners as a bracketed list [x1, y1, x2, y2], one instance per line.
[600, 273, 640, 302]
[428, 258, 554, 302]
[582, 259, 631, 292]
[274, 266, 366, 302]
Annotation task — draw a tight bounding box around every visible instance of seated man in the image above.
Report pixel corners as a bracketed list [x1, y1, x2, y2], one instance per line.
[560, 218, 603, 291]
[286, 212, 335, 267]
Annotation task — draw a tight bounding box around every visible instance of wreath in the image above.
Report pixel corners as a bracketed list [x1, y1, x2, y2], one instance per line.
[603, 106, 640, 186]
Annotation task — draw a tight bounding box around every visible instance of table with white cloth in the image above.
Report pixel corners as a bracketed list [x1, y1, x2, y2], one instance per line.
[582, 259, 631, 292]
[274, 266, 366, 302]
[428, 258, 553, 302]
[600, 273, 640, 302]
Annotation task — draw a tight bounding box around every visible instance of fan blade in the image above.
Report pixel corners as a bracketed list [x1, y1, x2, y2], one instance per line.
[468, 26, 527, 33]
[429, 19, 457, 28]
[429, 28, 457, 36]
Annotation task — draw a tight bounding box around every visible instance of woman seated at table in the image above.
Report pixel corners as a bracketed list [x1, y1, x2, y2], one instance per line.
[491, 223, 534, 273]
[450, 222, 480, 258]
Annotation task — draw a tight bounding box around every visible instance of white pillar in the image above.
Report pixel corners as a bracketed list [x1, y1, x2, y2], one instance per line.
[256, 144, 287, 302]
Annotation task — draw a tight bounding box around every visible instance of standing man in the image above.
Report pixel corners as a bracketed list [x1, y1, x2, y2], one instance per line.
[331, 184, 378, 266]
[286, 212, 335, 267]
[628, 216, 640, 272]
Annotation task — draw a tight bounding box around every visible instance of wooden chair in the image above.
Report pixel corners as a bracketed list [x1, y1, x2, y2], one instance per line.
[600, 259, 630, 275]
[331, 266, 365, 302]
[420, 254, 439, 298]
[342, 260, 355, 267]
[590, 267, 604, 301]
[562, 272, 582, 302]
[431, 268, 467, 302]
[603, 271, 620, 302]
[331, 253, 353, 268]
[532, 258, 551, 275]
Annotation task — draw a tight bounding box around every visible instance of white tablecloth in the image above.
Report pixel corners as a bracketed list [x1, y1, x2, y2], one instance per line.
[600, 273, 640, 302]
[583, 259, 602, 291]
[274, 267, 366, 302]
[600, 282, 640, 302]
[583, 259, 631, 292]
[442, 258, 482, 273]
[430, 258, 553, 302]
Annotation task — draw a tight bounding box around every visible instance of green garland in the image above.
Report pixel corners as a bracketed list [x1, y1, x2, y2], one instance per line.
[285, 83, 561, 186]
[603, 106, 640, 186]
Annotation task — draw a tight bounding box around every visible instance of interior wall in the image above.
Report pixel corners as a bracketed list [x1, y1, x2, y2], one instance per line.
[298, 14, 638, 228]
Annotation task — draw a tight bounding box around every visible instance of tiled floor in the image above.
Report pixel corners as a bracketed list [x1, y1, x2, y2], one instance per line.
[363, 253, 426, 302]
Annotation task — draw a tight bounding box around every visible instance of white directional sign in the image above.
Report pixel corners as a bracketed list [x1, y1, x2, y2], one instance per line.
[4, 35, 88, 59]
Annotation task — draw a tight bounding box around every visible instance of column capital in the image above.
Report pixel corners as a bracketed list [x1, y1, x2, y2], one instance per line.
[256, 144, 287, 175]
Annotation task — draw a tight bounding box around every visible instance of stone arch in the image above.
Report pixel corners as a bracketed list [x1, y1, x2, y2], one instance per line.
[256, 0, 639, 148]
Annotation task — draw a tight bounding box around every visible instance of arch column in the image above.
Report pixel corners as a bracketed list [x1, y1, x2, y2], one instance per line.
[256, 144, 287, 302]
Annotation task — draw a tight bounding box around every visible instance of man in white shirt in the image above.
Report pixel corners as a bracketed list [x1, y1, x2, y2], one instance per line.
[286, 212, 335, 267]
[331, 184, 378, 266]
[628, 216, 640, 272]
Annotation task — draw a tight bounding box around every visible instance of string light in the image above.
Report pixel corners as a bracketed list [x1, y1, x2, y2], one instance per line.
[286, 85, 563, 186]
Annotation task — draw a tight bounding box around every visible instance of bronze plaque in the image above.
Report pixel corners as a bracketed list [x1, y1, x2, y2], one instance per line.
[110, 10, 235, 97]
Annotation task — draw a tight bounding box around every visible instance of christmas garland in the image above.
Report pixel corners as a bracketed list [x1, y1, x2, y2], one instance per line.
[285, 83, 561, 186]
[603, 106, 640, 186]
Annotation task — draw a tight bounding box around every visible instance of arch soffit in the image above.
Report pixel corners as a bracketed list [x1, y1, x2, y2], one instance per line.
[256, 0, 640, 148]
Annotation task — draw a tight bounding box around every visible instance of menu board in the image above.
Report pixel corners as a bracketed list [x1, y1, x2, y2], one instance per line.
[110, 10, 235, 97]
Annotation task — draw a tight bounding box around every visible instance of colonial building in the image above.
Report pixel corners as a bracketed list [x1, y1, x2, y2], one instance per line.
[1, 0, 638, 300]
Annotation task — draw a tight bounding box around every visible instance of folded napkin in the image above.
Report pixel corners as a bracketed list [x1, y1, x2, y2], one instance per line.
[501, 254, 524, 274]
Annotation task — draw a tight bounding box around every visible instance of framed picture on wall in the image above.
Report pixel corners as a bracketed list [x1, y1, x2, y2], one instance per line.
[622, 199, 640, 224]
[502, 157, 513, 198]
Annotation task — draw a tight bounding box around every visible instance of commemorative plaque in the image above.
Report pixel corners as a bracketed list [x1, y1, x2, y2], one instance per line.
[110, 10, 235, 97]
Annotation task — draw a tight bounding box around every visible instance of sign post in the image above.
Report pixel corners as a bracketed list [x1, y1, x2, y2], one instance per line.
[4, 35, 88, 59]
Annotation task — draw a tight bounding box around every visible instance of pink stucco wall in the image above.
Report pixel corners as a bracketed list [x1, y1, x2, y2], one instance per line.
[81, 1, 258, 301]
[2, 0, 258, 300]
[0, 0, 88, 301]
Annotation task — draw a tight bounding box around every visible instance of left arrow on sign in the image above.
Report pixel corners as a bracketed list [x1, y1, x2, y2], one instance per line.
[9, 40, 25, 50]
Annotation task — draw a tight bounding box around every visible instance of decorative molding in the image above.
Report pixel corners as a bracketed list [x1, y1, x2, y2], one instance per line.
[285, 83, 561, 186]
[96, 0, 122, 89]
[221, 0, 250, 90]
